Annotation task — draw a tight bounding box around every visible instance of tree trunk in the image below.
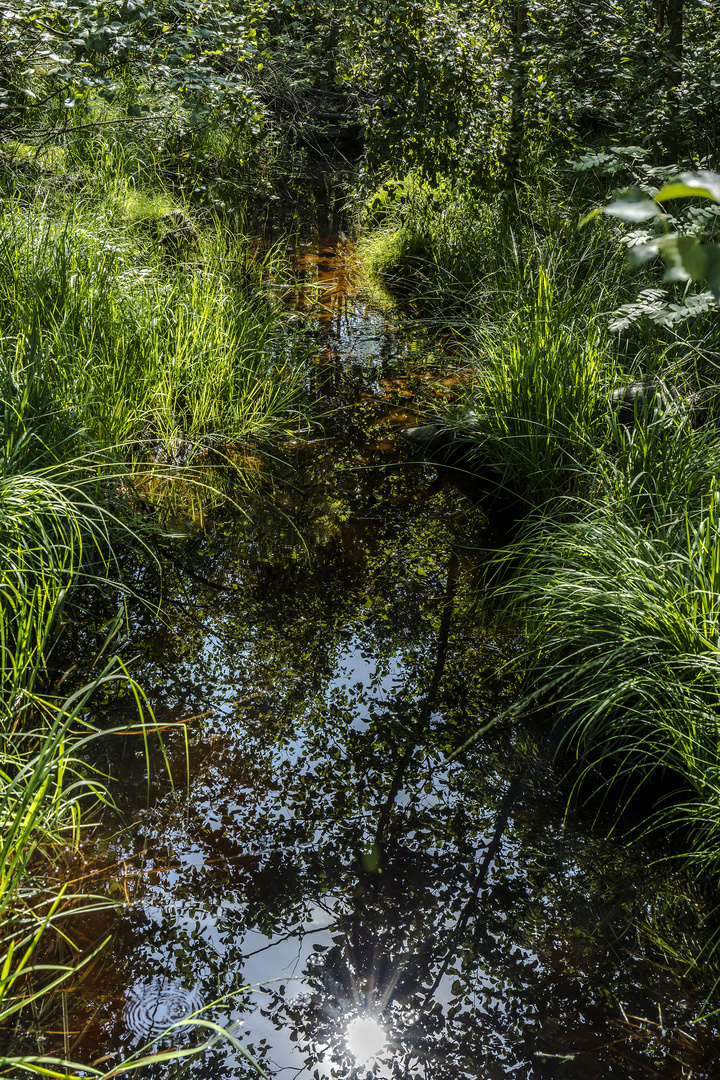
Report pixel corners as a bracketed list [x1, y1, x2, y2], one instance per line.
[667, 0, 684, 84]
[655, 0, 666, 31]
[665, 0, 684, 159]
[502, 0, 529, 201]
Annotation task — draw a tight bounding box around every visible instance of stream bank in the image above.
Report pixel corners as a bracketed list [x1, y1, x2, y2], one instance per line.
[29, 236, 720, 1080]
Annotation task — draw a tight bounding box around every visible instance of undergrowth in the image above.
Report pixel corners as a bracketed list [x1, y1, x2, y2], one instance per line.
[0, 198, 304, 502]
[359, 167, 720, 898]
[355, 170, 630, 319]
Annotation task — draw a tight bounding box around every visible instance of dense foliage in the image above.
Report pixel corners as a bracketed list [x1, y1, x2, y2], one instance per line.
[3, 0, 719, 183]
[2, 0, 720, 1073]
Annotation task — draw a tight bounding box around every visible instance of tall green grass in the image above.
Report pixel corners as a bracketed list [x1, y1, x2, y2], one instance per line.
[0, 671, 119, 1056]
[0, 199, 304, 501]
[375, 171, 720, 887]
[441, 272, 616, 512]
[0, 369, 263, 1069]
[0, 326, 141, 720]
[356, 170, 629, 320]
[502, 494, 720, 869]
[597, 399, 720, 526]
[0, 441, 265, 1072]
[0, 351, 133, 1071]
[471, 334, 720, 872]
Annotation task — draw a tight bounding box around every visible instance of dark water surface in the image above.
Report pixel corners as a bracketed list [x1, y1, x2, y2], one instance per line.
[60, 239, 720, 1078]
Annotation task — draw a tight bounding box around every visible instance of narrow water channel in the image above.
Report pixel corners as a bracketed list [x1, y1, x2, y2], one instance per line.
[61, 237, 719, 1078]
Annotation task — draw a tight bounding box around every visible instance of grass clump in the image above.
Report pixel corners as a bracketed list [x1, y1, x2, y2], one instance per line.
[0, 198, 305, 502]
[358, 174, 495, 307]
[508, 495, 720, 868]
[456, 289, 720, 879]
[0, 339, 134, 719]
[356, 168, 628, 319]
[597, 402, 720, 526]
[444, 272, 615, 512]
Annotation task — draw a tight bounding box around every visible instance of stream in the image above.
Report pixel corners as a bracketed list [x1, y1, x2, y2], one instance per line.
[51, 235, 720, 1078]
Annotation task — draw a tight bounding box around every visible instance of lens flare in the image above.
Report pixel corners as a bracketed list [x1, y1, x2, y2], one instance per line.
[346, 1016, 387, 1063]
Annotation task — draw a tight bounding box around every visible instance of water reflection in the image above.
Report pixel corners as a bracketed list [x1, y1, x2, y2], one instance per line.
[346, 1017, 387, 1063]
[39, 238, 720, 1079]
[124, 977, 203, 1039]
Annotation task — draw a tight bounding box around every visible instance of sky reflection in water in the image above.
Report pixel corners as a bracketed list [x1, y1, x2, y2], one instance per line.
[58, 239, 720, 1080]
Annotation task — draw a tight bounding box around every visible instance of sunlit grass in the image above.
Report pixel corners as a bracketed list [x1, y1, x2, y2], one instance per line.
[356, 169, 629, 323]
[0, 147, 309, 1073]
[0, 201, 305, 497]
[427, 271, 616, 513]
[369, 173, 720, 886]
[490, 479, 720, 873]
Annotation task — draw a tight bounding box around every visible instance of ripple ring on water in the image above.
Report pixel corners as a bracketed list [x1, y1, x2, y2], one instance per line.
[124, 977, 203, 1038]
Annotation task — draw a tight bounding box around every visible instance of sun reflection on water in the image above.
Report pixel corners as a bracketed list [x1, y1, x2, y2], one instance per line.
[345, 1016, 387, 1064]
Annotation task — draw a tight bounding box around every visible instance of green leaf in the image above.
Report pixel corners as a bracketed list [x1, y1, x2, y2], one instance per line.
[627, 242, 660, 266]
[603, 187, 661, 222]
[577, 206, 603, 227]
[654, 171, 720, 205]
[704, 244, 720, 301]
[659, 234, 707, 283]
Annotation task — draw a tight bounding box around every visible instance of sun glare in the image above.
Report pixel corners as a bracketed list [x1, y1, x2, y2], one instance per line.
[346, 1016, 387, 1063]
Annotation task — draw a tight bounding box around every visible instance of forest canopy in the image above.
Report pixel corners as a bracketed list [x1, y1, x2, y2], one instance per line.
[3, 0, 719, 181]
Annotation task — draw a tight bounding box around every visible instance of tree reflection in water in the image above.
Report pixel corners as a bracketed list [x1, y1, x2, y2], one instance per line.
[70, 484, 718, 1080]
[57, 239, 720, 1079]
